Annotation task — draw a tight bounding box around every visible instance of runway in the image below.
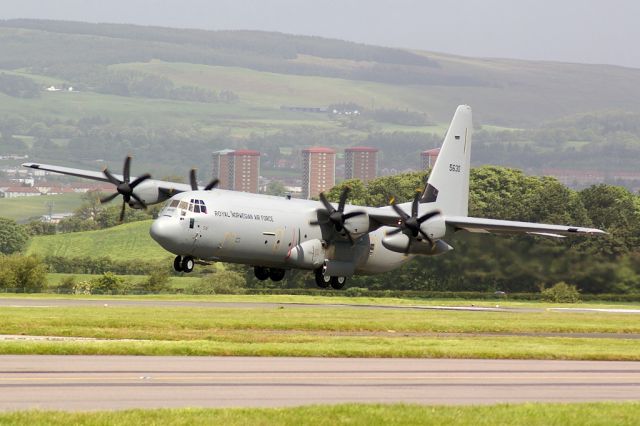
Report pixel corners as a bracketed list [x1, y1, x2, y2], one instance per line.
[0, 297, 515, 312]
[0, 356, 639, 411]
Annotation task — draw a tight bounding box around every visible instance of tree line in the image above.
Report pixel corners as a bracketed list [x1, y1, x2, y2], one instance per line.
[2, 166, 639, 295]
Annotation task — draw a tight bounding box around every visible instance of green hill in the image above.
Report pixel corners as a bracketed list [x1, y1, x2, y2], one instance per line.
[1, 19, 639, 179]
[0, 193, 84, 223]
[27, 220, 170, 261]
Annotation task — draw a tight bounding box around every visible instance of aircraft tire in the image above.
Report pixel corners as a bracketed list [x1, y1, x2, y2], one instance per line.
[254, 266, 270, 281]
[181, 256, 195, 273]
[269, 268, 286, 282]
[173, 256, 183, 272]
[314, 269, 331, 288]
[330, 276, 346, 290]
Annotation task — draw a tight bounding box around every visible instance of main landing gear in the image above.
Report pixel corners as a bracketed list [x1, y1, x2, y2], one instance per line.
[173, 255, 194, 273]
[254, 266, 286, 282]
[314, 269, 346, 290]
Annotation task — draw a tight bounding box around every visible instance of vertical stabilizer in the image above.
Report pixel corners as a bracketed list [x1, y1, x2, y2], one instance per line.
[421, 105, 472, 217]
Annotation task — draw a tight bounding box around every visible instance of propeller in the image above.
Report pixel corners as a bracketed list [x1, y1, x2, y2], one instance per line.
[310, 187, 366, 244]
[189, 168, 219, 191]
[386, 191, 441, 254]
[100, 156, 151, 222]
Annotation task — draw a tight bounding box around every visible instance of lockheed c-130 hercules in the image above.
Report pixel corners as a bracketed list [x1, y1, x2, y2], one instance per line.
[23, 105, 606, 289]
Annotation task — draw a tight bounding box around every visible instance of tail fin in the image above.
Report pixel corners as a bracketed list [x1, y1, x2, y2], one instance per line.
[421, 105, 472, 217]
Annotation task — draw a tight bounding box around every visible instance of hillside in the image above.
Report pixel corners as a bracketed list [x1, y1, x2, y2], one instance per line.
[26, 220, 170, 261]
[0, 19, 639, 185]
[0, 193, 84, 222]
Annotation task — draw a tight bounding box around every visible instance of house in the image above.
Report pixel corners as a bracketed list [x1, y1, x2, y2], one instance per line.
[0, 186, 41, 198]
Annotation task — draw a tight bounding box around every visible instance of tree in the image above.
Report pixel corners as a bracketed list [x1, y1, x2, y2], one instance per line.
[0, 255, 47, 292]
[265, 180, 287, 196]
[0, 218, 29, 254]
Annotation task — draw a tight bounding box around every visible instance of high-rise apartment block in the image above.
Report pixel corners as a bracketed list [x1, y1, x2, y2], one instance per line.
[301, 147, 336, 199]
[344, 146, 378, 183]
[212, 149, 260, 193]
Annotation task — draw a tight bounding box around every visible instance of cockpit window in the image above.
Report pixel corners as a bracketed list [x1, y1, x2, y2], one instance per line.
[169, 200, 180, 208]
[186, 199, 208, 214]
[178, 201, 188, 210]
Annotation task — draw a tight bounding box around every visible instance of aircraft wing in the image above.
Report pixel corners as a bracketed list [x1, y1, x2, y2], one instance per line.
[444, 216, 607, 237]
[23, 162, 114, 183]
[22, 162, 193, 201]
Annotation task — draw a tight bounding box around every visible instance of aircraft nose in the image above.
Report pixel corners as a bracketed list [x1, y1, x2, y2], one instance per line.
[150, 217, 181, 251]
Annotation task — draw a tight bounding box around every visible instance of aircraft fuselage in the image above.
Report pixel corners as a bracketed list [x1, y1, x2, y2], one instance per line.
[150, 189, 409, 275]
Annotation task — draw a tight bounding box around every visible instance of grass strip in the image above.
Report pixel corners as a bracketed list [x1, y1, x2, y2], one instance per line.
[0, 335, 638, 360]
[1, 306, 639, 338]
[1, 403, 640, 425]
[6, 292, 640, 310]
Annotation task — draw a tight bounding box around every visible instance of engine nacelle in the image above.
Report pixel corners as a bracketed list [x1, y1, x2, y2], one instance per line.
[285, 239, 326, 269]
[343, 210, 370, 240]
[129, 180, 170, 208]
[420, 215, 446, 241]
[382, 233, 453, 256]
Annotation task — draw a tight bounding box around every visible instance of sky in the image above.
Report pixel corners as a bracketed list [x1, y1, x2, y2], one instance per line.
[1, 0, 639, 69]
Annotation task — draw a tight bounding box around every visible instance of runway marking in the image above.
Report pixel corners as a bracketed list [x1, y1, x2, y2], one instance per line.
[1, 375, 639, 382]
[550, 308, 640, 314]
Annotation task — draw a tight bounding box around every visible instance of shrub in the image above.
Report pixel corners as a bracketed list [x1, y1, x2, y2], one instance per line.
[0, 255, 47, 292]
[188, 270, 246, 295]
[541, 281, 581, 303]
[344, 287, 369, 297]
[91, 272, 126, 295]
[56, 275, 77, 294]
[73, 280, 93, 295]
[136, 269, 171, 293]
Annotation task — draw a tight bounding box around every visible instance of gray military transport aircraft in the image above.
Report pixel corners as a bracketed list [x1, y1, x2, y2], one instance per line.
[23, 105, 606, 289]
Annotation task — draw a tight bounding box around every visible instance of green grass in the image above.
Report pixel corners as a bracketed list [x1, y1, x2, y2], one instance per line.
[1, 403, 640, 425]
[1, 301, 639, 359]
[0, 193, 84, 222]
[26, 220, 168, 261]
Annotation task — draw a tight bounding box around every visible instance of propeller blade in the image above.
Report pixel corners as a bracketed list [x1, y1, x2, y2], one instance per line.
[119, 201, 126, 222]
[386, 227, 403, 236]
[189, 169, 198, 191]
[100, 192, 120, 204]
[390, 203, 410, 221]
[130, 192, 147, 209]
[318, 193, 335, 214]
[343, 211, 366, 220]
[411, 191, 420, 217]
[102, 168, 121, 186]
[417, 210, 441, 224]
[123, 156, 131, 183]
[129, 173, 151, 189]
[418, 229, 433, 245]
[338, 187, 350, 212]
[204, 178, 219, 191]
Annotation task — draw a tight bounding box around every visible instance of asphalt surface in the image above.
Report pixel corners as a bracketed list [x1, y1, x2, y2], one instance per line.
[0, 297, 516, 312]
[0, 356, 639, 411]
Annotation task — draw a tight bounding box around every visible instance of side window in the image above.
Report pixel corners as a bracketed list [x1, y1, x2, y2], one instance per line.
[188, 204, 194, 212]
[178, 201, 188, 210]
[169, 200, 179, 208]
